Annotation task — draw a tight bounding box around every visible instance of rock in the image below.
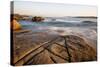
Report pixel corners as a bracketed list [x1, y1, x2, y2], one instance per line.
[82, 21, 96, 23]
[12, 32, 97, 65]
[11, 19, 21, 31]
[32, 16, 44, 22]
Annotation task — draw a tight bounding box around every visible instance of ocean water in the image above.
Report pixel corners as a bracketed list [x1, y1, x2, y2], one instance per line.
[19, 17, 97, 46]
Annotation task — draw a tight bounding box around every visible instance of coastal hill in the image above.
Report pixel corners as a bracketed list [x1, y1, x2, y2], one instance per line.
[11, 14, 44, 22]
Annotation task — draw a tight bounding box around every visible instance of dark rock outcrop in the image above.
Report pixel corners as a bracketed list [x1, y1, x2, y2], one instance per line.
[32, 16, 44, 22]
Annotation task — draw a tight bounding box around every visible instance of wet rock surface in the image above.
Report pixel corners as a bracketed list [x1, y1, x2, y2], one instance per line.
[12, 30, 97, 66]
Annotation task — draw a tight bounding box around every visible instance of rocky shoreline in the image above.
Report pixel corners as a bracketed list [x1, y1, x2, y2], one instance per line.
[12, 30, 97, 65]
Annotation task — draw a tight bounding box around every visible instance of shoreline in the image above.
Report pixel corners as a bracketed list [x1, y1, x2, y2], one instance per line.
[12, 29, 97, 65]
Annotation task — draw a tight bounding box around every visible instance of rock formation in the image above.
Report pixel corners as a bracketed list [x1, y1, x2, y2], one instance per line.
[32, 16, 44, 22]
[11, 19, 21, 31]
[12, 31, 97, 65]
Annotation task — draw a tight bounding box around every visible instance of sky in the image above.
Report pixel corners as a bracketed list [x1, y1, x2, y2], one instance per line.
[13, 1, 97, 17]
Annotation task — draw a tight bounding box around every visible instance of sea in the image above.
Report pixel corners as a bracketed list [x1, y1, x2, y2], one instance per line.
[19, 17, 97, 46]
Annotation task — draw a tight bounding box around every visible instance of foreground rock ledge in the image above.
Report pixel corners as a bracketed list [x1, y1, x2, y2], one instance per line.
[12, 31, 97, 66]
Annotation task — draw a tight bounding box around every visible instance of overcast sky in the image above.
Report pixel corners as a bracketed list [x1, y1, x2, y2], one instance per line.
[13, 1, 97, 17]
